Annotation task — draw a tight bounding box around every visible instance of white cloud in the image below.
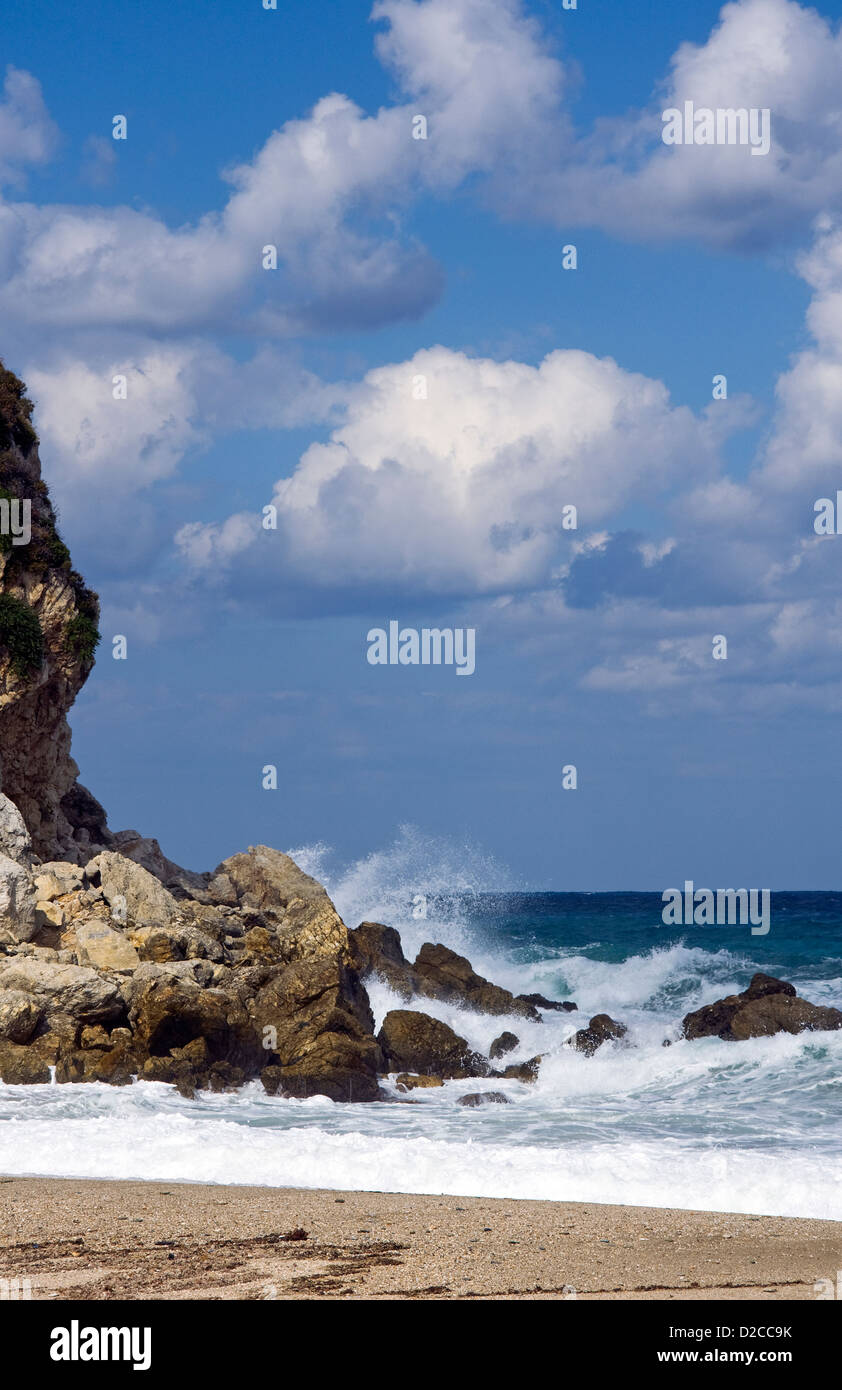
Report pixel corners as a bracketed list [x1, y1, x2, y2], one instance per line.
[530, 0, 842, 250]
[0, 0, 567, 338]
[0, 67, 58, 186]
[176, 344, 727, 596]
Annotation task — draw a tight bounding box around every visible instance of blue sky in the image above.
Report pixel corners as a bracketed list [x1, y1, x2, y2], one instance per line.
[2, 0, 842, 887]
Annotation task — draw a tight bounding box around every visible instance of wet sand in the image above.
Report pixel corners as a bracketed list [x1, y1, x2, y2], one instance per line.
[1, 1176, 838, 1300]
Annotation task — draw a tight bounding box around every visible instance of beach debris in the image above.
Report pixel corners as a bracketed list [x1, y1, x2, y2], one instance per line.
[682, 972, 842, 1041]
[568, 1013, 628, 1057]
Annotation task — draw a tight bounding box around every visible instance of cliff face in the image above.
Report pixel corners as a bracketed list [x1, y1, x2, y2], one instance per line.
[0, 362, 111, 863]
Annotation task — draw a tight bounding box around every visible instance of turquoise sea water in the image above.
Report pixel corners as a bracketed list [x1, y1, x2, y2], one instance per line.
[1, 844, 840, 1218]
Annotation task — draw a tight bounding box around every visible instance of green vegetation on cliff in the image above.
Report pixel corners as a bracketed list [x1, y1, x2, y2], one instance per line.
[0, 592, 44, 678]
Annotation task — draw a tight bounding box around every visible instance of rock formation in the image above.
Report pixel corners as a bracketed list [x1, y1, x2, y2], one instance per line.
[681, 973, 842, 1042]
[348, 924, 570, 1020]
[568, 1013, 628, 1056]
[0, 363, 110, 863]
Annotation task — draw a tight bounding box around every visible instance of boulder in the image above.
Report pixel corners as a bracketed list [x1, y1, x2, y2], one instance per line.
[85, 851, 180, 928]
[0, 1039, 51, 1084]
[215, 847, 348, 963]
[109, 833, 211, 901]
[377, 1009, 489, 1079]
[348, 921, 414, 999]
[517, 992, 577, 1012]
[457, 1091, 509, 1107]
[0, 989, 42, 1043]
[251, 956, 381, 1102]
[411, 943, 541, 1020]
[0, 958, 124, 1023]
[0, 852, 37, 941]
[128, 976, 261, 1076]
[498, 1055, 542, 1082]
[682, 973, 842, 1042]
[55, 1031, 136, 1086]
[570, 1013, 628, 1057]
[34, 862, 84, 900]
[395, 1072, 443, 1091]
[75, 920, 140, 973]
[129, 923, 225, 965]
[489, 1030, 519, 1060]
[0, 794, 32, 865]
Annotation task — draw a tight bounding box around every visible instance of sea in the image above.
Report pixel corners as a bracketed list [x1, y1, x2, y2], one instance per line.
[1, 828, 840, 1219]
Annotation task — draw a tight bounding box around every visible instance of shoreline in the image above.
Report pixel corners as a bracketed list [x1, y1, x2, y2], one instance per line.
[2, 1176, 839, 1300]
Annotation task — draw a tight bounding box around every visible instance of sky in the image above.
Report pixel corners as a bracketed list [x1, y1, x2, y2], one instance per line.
[2, 0, 842, 888]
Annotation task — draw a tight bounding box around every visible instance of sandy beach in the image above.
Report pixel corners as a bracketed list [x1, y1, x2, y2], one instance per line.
[1, 1176, 838, 1301]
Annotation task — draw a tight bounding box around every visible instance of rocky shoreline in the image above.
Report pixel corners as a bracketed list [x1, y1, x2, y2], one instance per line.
[1, 358, 841, 1104]
[1, 796, 841, 1103]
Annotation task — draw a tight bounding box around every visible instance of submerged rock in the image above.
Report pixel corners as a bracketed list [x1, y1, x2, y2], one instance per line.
[569, 1013, 628, 1057]
[682, 973, 842, 1042]
[457, 1091, 510, 1107]
[489, 1030, 519, 1059]
[517, 992, 577, 1012]
[394, 1072, 443, 1091]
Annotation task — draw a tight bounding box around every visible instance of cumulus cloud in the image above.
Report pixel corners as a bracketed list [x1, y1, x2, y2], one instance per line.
[0, 0, 565, 338]
[529, 0, 842, 251]
[175, 344, 732, 600]
[0, 67, 58, 186]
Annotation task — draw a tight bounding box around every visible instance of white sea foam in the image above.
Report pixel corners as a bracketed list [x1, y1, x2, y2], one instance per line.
[0, 1079, 838, 1218]
[2, 829, 839, 1219]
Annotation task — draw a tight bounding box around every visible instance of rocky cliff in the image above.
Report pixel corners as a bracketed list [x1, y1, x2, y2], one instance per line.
[0, 362, 110, 863]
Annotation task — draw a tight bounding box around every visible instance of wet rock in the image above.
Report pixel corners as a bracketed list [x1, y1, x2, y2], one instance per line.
[569, 1013, 628, 1057]
[0, 1039, 51, 1084]
[0, 989, 42, 1043]
[55, 1031, 136, 1085]
[348, 921, 414, 999]
[129, 975, 261, 1076]
[377, 1009, 489, 1080]
[411, 943, 541, 1020]
[517, 992, 577, 1012]
[457, 1091, 510, 1107]
[489, 1031, 519, 1060]
[251, 955, 381, 1102]
[395, 1072, 443, 1091]
[499, 1055, 542, 1082]
[682, 973, 842, 1042]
